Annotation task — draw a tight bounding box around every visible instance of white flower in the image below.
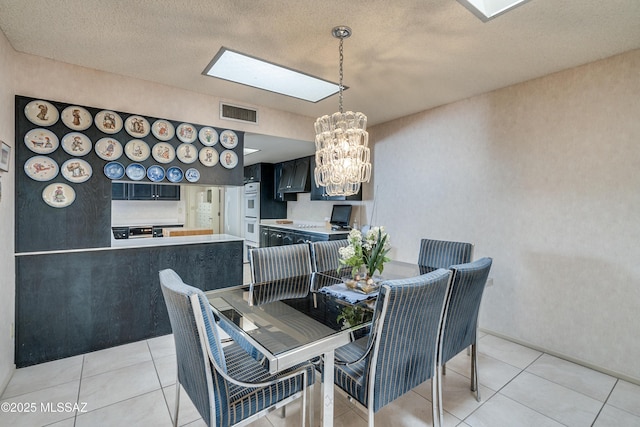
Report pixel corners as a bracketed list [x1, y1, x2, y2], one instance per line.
[339, 245, 355, 260]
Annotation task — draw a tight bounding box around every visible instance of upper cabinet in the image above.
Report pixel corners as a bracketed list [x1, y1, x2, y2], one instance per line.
[277, 157, 311, 193]
[309, 156, 362, 201]
[112, 182, 180, 201]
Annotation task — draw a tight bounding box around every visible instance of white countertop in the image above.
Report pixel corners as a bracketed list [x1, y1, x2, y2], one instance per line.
[111, 233, 244, 249]
[260, 219, 351, 236]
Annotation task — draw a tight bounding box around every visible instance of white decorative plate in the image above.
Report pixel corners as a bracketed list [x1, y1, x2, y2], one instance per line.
[24, 128, 59, 154]
[199, 147, 219, 167]
[147, 165, 165, 182]
[220, 150, 238, 169]
[176, 123, 197, 143]
[125, 139, 150, 161]
[220, 130, 238, 149]
[94, 110, 123, 134]
[42, 182, 75, 208]
[24, 100, 59, 126]
[95, 137, 123, 160]
[176, 143, 198, 164]
[124, 115, 150, 138]
[125, 163, 146, 181]
[61, 106, 92, 131]
[61, 159, 92, 183]
[185, 168, 200, 183]
[166, 166, 183, 183]
[104, 162, 125, 180]
[24, 156, 59, 181]
[152, 142, 176, 164]
[152, 119, 175, 141]
[61, 132, 92, 156]
[198, 127, 218, 146]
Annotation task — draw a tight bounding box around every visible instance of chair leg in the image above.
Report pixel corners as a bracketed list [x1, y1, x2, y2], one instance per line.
[301, 371, 307, 427]
[308, 381, 315, 427]
[442, 363, 446, 375]
[471, 343, 480, 402]
[368, 404, 375, 427]
[280, 405, 286, 418]
[172, 380, 180, 427]
[431, 371, 440, 427]
[437, 365, 444, 427]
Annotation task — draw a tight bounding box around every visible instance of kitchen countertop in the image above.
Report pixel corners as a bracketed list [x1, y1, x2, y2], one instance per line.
[260, 219, 351, 236]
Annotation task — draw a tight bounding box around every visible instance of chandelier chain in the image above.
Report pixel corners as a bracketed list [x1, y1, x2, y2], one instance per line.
[338, 36, 344, 113]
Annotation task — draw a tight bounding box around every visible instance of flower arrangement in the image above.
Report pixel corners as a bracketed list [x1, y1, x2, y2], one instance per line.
[338, 226, 391, 279]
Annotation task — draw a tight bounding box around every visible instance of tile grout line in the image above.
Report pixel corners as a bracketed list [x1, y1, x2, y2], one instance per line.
[147, 338, 177, 426]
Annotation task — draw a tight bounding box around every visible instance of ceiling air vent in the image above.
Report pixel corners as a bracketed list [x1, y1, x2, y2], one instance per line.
[220, 102, 258, 124]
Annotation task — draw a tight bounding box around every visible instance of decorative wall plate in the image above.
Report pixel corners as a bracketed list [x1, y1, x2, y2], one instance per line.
[61, 132, 92, 156]
[198, 127, 218, 146]
[147, 165, 165, 182]
[176, 123, 197, 143]
[42, 182, 75, 208]
[125, 163, 146, 181]
[104, 162, 125, 180]
[220, 150, 238, 169]
[124, 115, 150, 137]
[24, 156, 59, 181]
[61, 106, 92, 131]
[124, 139, 150, 161]
[95, 137, 123, 160]
[24, 100, 59, 126]
[185, 168, 200, 183]
[220, 130, 238, 148]
[152, 119, 175, 141]
[24, 128, 59, 154]
[166, 166, 183, 183]
[61, 159, 92, 183]
[199, 147, 219, 167]
[176, 143, 197, 164]
[152, 142, 176, 164]
[94, 110, 123, 134]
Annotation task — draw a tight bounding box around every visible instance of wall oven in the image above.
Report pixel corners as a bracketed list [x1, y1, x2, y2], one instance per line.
[244, 217, 259, 244]
[243, 183, 260, 218]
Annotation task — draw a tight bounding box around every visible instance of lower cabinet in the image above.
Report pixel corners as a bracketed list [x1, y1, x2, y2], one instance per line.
[15, 241, 242, 367]
[260, 225, 348, 247]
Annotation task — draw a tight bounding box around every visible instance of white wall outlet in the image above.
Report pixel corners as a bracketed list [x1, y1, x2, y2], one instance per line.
[486, 277, 494, 287]
[10, 322, 14, 339]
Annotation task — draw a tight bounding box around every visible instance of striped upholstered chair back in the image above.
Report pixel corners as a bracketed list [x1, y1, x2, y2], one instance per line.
[160, 269, 314, 427]
[437, 257, 493, 414]
[333, 269, 452, 426]
[417, 238, 474, 269]
[310, 239, 348, 273]
[249, 244, 313, 283]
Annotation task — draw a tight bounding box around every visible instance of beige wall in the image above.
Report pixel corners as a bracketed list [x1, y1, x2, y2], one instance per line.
[0, 29, 15, 391]
[364, 49, 640, 381]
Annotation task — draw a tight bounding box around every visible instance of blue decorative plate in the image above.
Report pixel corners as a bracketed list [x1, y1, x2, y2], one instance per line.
[125, 163, 146, 181]
[185, 167, 200, 183]
[166, 166, 183, 183]
[147, 165, 165, 182]
[104, 162, 125, 180]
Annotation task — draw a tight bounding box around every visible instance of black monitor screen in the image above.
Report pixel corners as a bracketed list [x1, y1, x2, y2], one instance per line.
[330, 205, 352, 227]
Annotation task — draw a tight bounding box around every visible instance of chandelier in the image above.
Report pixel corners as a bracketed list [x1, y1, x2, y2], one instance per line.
[314, 26, 371, 197]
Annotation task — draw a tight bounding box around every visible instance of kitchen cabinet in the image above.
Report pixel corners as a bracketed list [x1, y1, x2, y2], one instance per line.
[274, 163, 297, 202]
[244, 163, 261, 184]
[260, 225, 347, 248]
[276, 157, 311, 193]
[112, 182, 180, 201]
[309, 156, 362, 201]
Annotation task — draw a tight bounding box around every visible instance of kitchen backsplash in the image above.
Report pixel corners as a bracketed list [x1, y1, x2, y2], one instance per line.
[287, 193, 366, 227]
[112, 200, 186, 226]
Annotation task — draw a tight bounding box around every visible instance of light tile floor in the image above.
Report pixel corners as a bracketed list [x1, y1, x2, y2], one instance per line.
[2, 331, 639, 427]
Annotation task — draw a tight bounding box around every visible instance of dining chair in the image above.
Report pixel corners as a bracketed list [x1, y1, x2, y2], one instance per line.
[249, 243, 313, 283]
[159, 269, 315, 427]
[332, 269, 452, 427]
[417, 238, 474, 270]
[310, 239, 348, 273]
[437, 257, 493, 420]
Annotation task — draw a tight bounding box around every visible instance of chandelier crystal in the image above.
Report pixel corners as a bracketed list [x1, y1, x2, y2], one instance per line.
[314, 26, 371, 197]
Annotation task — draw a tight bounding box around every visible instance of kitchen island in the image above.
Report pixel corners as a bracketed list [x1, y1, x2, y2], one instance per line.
[15, 234, 243, 367]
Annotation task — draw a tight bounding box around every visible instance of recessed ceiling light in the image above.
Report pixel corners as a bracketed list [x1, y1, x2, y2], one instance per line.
[457, 0, 531, 22]
[243, 147, 260, 156]
[203, 48, 341, 103]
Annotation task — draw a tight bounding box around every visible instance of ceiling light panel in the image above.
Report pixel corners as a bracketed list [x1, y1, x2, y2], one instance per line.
[458, 0, 531, 21]
[204, 48, 340, 103]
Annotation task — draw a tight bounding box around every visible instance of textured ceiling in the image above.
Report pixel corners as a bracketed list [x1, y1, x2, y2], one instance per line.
[1, 0, 639, 163]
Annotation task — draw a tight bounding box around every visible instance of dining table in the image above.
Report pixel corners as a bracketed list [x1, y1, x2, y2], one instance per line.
[205, 260, 432, 427]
